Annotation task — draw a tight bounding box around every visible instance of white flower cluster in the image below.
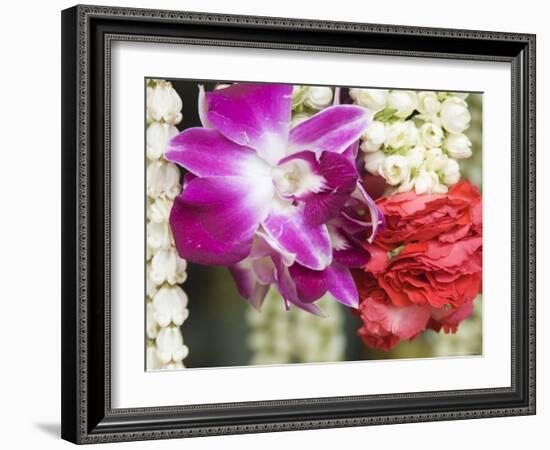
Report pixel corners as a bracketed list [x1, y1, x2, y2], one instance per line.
[351, 89, 473, 195]
[246, 288, 345, 365]
[291, 85, 334, 126]
[145, 79, 190, 370]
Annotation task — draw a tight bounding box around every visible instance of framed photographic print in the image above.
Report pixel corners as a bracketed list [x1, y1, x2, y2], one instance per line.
[61, 4, 536, 444]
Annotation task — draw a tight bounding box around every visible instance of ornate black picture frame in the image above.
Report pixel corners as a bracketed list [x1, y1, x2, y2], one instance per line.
[61, 4, 536, 444]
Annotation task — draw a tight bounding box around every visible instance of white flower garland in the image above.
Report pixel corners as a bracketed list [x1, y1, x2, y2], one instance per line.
[145, 79, 189, 370]
[246, 288, 346, 365]
[352, 89, 474, 195]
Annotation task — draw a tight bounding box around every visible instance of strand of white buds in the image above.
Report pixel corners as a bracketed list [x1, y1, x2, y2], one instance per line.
[145, 79, 189, 370]
[246, 288, 345, 365]
[354, 89, 474, 195]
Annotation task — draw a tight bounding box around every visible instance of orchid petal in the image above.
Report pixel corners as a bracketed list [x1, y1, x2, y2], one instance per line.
[328, 221, 370, 268]
[262, 200, 332, 270]
[288, 105, 369, 154]
[228, 260, 255, 298]
[341, 140, 360, 166]
[182, 172, 196, 189]
[333, 87, 341, 105]
[278, 150, 358, 225]
[304, 194, 351, 227]
[325, 263, 359, 308]
[206, 83, 292, 165]
[333, 246, 371, 268]
[197, 85, 213, 128]
[251, 257, 277, 285]
[327, 225, 370, 267]
[287, 260, 359, 307]
[272, 256, 324, 316]
[228, 260, 270, 309]
[166, 128, 270, 178]
[288, 263, 328, 303]
[349, 182, 385, 243]
[170, 176, 274, 265]
[303, 151, 358, 225]
[252, 228, 296, 267]
[250, 284, 270, 310]
[276, 150, 319, 171]
[318, 151, 359, 193]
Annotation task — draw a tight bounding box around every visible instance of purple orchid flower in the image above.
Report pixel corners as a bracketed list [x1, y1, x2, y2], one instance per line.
[227, 190, 378, 314]
[166, 83, 381, 313]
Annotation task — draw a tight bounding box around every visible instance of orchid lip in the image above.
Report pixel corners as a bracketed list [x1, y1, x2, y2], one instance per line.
[327, 224, 349, 251]
[271, 158, 325, 199]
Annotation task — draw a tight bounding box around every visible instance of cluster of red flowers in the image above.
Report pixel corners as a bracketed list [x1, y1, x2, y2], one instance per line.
[355, 180, 482, 351]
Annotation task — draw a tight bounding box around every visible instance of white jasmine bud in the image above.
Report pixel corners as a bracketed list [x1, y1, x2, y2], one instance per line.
[290, 113, 312, 128]
[384, 120, 418, 149]
[147, 81, 183, 125]
[146, 266, 159, 299]
[150, 248, 187, 285]
[414, 170, 439, 195]
[361, 121, 386, 152]
[440, 96, 471, 134]
[405, 145, 426, 169]
[419, 122, 444, 148]
[452, 92, 469, 99]
[442, 158, 461, 185]
[417, 91, 441, 115]
[444, 133, 472, 159]
[155, 326, 189, 364]
[147, 343, 162, 370]
[147, 220, 174, 251]
[304, 86, 333, 109]
[387, 90, 418, 118]
[162, 360, 184, 369]
[364, 150, 386, 175]
[432, 182, 449, 194]
[349, 88, 388, 112]
[395, 177, 414, 193]
[424, 147, 447, 172]
[146, 302, 159, 339]
[147, 161, 181, 200]
[146, 122, 179, 160]
[148, 197, 172, 224]
[153, 285, 189, 327]
[379, 155, 410, 185]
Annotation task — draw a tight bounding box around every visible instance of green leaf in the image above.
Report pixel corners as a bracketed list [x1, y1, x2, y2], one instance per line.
[374, 107, 398, 122]
[388, 244, 405, 260]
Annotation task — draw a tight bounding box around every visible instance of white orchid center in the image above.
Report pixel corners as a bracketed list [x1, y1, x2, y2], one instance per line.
[271, 158, 325, 198]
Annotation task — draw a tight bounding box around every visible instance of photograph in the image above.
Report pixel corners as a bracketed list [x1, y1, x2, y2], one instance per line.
[145, 79, 483, 370]
[57, 4, 536, 444]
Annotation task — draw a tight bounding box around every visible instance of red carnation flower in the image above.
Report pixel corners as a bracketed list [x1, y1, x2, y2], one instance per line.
[374, 180, 482, 249]
[355, 272, 431, 351]
[357, 180, 482, 350]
